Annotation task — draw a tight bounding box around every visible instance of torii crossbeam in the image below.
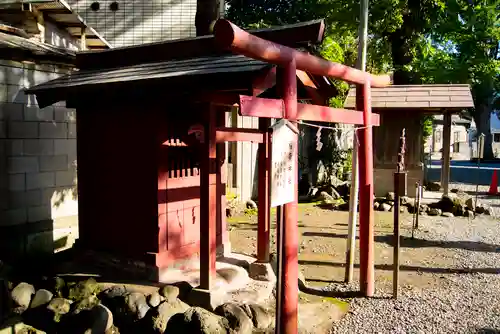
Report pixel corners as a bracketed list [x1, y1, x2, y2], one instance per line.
[213, 19, 391, 334]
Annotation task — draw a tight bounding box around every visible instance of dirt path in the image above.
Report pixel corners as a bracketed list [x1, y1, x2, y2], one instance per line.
[229, 205, 457, 293]
[228, 203, 500, 332]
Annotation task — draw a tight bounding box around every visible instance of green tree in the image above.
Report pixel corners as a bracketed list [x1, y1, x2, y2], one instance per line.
[196, 0, 223, 36]
[226, 0, 500, 158]
[414, 0, 500, 158]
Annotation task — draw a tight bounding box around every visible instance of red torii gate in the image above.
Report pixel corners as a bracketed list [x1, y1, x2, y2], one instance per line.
[211, 19, 391, 333]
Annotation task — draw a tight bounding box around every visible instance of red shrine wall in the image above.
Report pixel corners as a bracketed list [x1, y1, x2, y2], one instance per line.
[76, 105, 228, 272]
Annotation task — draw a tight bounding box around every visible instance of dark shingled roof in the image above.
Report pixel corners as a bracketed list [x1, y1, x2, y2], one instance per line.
[25, 19, 329, 107]
[25, 54, 269, 93]
[344, 84, 475, 111]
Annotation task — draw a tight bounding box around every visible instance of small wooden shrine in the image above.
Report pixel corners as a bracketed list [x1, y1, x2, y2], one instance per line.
[28, 18, 391, 332]
[26, 19, 333, 277]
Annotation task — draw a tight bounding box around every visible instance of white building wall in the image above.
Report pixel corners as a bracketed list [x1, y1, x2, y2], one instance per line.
[66, 0, 198, 47]
[0, 23, 79, 256]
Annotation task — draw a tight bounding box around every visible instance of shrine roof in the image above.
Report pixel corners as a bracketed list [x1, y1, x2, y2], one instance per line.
[25, 19, 329, 107]
[344, 84, 474, 112]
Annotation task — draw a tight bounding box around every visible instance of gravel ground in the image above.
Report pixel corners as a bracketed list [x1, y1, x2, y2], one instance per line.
[330, 213, 500, 334]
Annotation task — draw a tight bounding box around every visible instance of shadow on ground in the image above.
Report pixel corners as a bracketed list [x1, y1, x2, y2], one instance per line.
[375, 235, 500, 253]
[298, 259, 500, 275]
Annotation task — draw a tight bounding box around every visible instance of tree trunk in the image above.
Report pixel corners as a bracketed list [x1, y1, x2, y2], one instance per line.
[473, 104, 494, 160]
[196, 0, 222, 36]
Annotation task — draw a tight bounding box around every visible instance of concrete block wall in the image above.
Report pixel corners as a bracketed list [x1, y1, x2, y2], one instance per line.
[0, 60, 78, 258]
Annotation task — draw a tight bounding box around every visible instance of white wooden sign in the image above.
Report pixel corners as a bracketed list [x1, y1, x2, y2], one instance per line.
[271, 119, 299, 207]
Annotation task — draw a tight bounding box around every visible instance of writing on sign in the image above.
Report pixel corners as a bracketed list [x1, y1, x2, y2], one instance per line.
[271, 120, 298, 207]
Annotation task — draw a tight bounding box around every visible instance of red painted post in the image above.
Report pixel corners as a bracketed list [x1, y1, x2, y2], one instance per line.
[200, 104, 217, 290]
[279, 60, 299, 334]
[257, 118, 271, 262]
[357, 81, 375, 297]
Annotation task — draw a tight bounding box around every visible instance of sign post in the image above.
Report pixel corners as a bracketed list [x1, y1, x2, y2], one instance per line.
[271, 119, 299, 208]
[271, 118, 299, 334]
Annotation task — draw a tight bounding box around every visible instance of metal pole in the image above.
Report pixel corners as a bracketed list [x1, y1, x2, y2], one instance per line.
[474, 133, 485, 216]
[393, 174, 400, 298]
[415, 183, 421, 229]
[393, 129, 406, 299]
[345, 0, 369, 283]
[279, 60, 299, 334]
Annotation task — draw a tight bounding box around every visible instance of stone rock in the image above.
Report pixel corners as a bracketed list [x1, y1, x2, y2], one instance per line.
[214, 303, 253, 334]
[165, 307, 229, 333]
[452, 203, 466, 217]
[68, 278, 100, 301]
[141, 299, 191, 333]
[428, 208, 442, 216]
[437, 195, 456, 213]
[101, 285, 128, 301]
[381, 203, 391, 212]
[426, 182, 441, 191]
[241, 303, 272, 330]
[60, 303, 114, 334]
[334, 182, 350, 199]
[126, 292, 150, 320]
[47, 297, 71, 323]
[386, 192, 395, 201]
[318, 191, 335, 204]
[147, 291, 163, 308]
[465, 197, 475, 210]
[71, 295, 100, 315]
[308, 187, 319, 198]
[475, 204, 487, 214]
[245, 200, 257, 209]
[30, 289, 53, 309]
[442, 212, 454, 218]
[37, 276, 66, 298]
[159, 285, 179, 303]
[170, 282, 193, 303]
[11, 282, 35, 309]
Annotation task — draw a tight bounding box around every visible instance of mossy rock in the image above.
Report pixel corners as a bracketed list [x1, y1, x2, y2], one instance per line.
[71, 295, 100, 315]
[68, 278, 100, 301]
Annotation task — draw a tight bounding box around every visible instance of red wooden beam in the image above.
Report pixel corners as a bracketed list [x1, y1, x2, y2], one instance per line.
[215, 127, 266, 143]
[239, 95, 380, 126]
[214, 19, 391, 88]
[200, 105, 218, 290]
[252, 67, 277, 96]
